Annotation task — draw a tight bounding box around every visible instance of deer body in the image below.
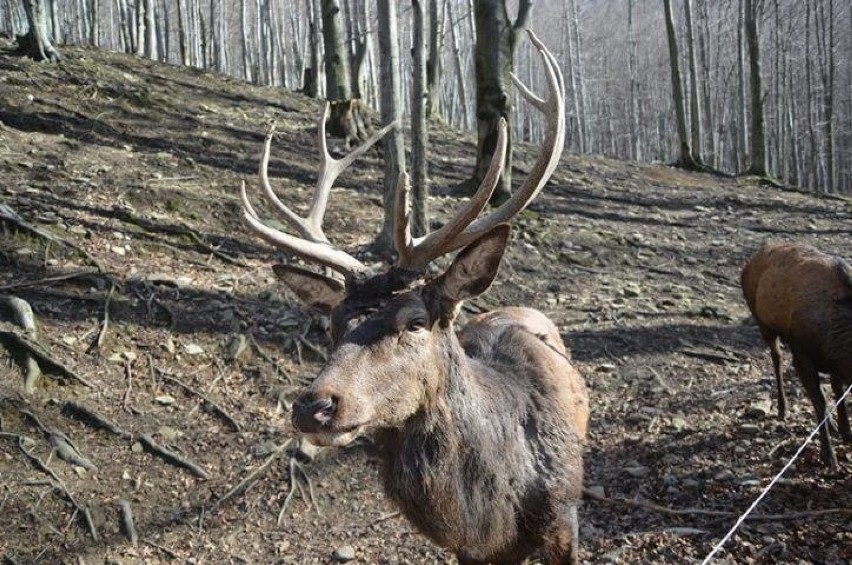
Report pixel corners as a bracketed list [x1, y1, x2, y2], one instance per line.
[240, 32, 587, 562]
[741, 242, 852, 471]
[378, 307, 586, 564]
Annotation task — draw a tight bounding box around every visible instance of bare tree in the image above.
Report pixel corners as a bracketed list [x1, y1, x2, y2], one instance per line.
[461, 0, 532, 204]
[411, 0, 429, 236]
[744, 0, 767, 176]
[320, 0, 351, 100]
[662, 0, 696, 168]
[17, 0, 60, 61]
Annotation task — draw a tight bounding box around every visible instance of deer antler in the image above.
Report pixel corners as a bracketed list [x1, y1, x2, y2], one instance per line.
[394, 30, 565, 271]
[240, 103, 396, 278]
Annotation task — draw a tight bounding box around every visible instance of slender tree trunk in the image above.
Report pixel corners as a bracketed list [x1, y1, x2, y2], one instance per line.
[144, 0, 156, 59]
[684, 0, 703, 163]
[464, 0, 532, 204]
[662, 0, 695, 168]
[411, 0, 429, 237]
[320, 0, 351, 100]
[569, 0, 587, 153]
[375, 0, 406, 255]
[627, 0, 641, 161]
[425, 0, 444, 120]
[744, 0, 767, 176]
[736, 0, 748, 173]
[446, 0, 469, 130]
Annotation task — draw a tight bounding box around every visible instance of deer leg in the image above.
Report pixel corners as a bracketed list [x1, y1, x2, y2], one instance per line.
[792, 353, 838, 472]
[760, 329, 786, 420]
[542, 504, 579, 565]
[829, 373, 851, 443]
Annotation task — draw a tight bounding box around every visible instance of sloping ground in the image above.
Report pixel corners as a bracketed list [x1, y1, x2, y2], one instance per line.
[1, 41, 850, 564]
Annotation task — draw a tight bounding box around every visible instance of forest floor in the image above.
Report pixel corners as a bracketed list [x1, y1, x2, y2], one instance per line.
[0, 41, 851, 565]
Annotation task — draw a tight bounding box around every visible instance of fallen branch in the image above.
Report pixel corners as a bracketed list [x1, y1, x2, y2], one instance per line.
[61, 401, 131, 439]
[0, 270, 103, 292]
[582, 487, 852, 521]
[143, 538, 178, 559]
[122, 360, 134, 414]
[138, 433, 209, 479]
[157, 372, 241, 432]
[214, 440, 292, 510]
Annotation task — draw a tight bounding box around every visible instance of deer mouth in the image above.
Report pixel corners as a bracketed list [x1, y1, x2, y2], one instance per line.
[302, 424, 364, 447]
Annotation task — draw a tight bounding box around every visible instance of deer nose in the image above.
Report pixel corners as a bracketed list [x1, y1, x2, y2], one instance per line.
[292, 393, 338, 433]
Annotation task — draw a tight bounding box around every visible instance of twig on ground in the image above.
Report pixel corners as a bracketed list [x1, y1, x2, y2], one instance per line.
[583, 487, 852, 521]
[214, 440, 292, 510]
[277, 456, 301, 526]
[143, 538, 178, 559]
[138, 433, 210, 479]
[156, 371, 241, 432]
[369, 511, 402, 527]
[88, 282, 116, 353]
[122, 360, 134, 414]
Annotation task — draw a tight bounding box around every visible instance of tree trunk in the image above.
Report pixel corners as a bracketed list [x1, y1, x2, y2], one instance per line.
[627, 0, 641, 161]
[463, 0, 532, 204]
[320, 0, 351, 100]
[684, 0, 703, 163]
[411, 0, 429, 236]
[303, 0, 320, 97]
[144, 0, 156, 60]
[374, 0, 406, 256]
[662, 0, 695, 168]
[425, 0, 444, 120]
[736, 0, 748, 173]
[446, 0, 469, 129]
[744, 0, 767, 176]
[18, 0, 60, 61]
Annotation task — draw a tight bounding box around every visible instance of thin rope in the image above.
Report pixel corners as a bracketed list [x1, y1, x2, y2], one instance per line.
[700, 381, 852, 565]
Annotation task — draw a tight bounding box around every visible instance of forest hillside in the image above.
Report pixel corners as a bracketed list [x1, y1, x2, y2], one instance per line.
[0, 41, 850, 564]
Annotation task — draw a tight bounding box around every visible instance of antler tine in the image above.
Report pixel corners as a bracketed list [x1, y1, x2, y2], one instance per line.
[395, 30, 564, 271]
[395, 120, 508, 270]
[309, 104, 397, 232]
[240, 180, 365, 276]
[242, 106, 396, 278]
[453, 29, 565, 249]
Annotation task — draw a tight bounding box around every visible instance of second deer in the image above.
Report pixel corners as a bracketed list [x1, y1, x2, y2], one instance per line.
[242, 32, 589, 564]
[741, 242, 852, 471]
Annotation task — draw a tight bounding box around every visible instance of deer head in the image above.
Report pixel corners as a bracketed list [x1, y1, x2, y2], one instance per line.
[241, 31, 565, 447]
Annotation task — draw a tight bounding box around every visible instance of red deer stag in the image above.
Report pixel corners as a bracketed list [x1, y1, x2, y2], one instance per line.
[241, 32, 589, 564]
[741, 242, 852, 471]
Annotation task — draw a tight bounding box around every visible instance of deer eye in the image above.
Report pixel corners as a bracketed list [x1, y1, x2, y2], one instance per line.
[406, 317, 428, 332]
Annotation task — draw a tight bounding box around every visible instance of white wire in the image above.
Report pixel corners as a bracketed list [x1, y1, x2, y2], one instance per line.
[700, 381, 852, 565]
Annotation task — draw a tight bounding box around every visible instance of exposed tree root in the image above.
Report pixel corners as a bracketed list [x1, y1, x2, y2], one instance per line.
[0, 270, 105, 293]
[19, 408, 96, 471]
[138, 433, 210, 479]
[0, 329, 93, 389]
[1, 432, 99, 541]
[0, 296, 42, 393]
[118, 498, 138, 548]
[87, 282, 116, 353]
[61, 401, 131, 439]
[0, 204, 103, 271]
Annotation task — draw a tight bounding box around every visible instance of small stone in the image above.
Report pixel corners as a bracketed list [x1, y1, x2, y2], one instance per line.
[586, 485, 606, 498]
[155, 395, 176, 405]
[131, 442, 143, 453]
[596, 363, 617, 374]
[225, 334, 248, 362]
[714, 470, 735, 481]
[745, 400, 771, 419]
[164, 337, 176, 354]
[158, 426, 182, 441]
[332, 545, 355, 562]
[110, 246, 126, 256]
[739, 423, 761, 435]
[624, 465, 650, 478]
[184, 343, 204, 355]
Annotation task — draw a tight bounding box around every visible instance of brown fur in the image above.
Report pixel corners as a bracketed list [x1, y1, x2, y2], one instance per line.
[741, 242, 852, 471]
[285, 227, 589, 563]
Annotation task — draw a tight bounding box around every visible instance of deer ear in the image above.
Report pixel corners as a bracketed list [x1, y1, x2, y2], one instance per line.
[273, 264, 345, 315]
[434, 225, 511, 304]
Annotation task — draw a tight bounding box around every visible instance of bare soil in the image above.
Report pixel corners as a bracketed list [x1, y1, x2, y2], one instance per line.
[0, 41, 850, 564]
